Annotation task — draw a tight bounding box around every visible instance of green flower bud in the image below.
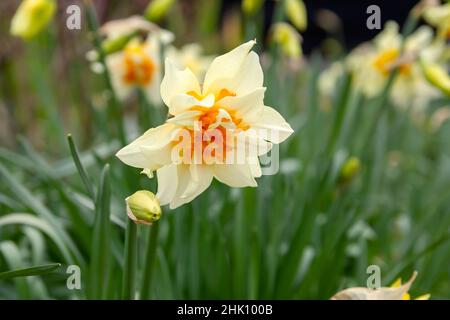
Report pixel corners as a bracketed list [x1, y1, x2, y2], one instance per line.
[145, 0, 176, 22]
[285, 0, 307, 32]
[101, 31, 139, 55]
[271, 22, 302, 58]
[126, 190, 162, 225]
[242, 0, 264, 16]
[10, 0, 56, 40]
[339, 157, 361, 183]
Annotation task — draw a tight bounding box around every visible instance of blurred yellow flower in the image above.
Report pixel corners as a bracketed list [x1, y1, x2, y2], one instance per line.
[126, 190, 162, 225]
[10, 0, 56, 40]
[271, 22, 303, 59]
[285, 0, 307, 32]
[166, 44, 214, 80]
[423, 2, 450, 39]
[117, 40, 294, 209]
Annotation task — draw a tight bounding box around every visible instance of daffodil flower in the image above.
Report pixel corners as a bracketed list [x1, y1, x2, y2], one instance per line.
[95, 16, 173, 104]
[106, 37, 163, 105]
[347, 21, 441, 111]
[116, 40, 294, 209]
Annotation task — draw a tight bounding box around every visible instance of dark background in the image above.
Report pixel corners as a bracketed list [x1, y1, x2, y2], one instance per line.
[227, 0, 420, 53]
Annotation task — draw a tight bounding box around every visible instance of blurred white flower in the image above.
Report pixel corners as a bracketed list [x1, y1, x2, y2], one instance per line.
[165, 44, 214, 80]
[106, 37, 163, 105]
[100, 15, 174, 44]
[347, 21, 441, 111]
[117, 41, 294, 209]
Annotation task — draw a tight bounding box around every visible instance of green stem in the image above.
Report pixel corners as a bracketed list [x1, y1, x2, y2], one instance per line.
[122, 219, 138, 299]
[84, 0, 127, 145]
[140, 222, 160, 299]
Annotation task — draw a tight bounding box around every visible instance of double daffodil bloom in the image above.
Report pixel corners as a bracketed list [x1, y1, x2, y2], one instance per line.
[348, 21, 440, 111]
[166, 44, 214, 80]
[99, 16, 173, 104]
[106, 37, 163, 105]
[117, 41, 294, 209]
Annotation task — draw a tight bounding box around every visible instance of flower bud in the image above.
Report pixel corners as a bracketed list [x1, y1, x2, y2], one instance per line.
[242, 0, 264, 16]
[339, 157, 361, 183]
[421, 61, 450, 96]
[285, 0, 307, 32]
[271, 22, 302, 58]
[145, 0, 176, 22]
[125, 190, 162, 225]
[10, 0, 56, 40]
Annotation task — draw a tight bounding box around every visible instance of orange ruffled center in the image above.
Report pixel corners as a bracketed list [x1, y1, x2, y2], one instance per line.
[373, 48, 412, 76]
[123, 43, 156, 86]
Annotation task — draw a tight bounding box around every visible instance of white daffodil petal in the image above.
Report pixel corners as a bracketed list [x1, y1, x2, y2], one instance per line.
[169, 164, 194, 209]
[161, 58, 201, 109]
[248, 156, 262, 178]
[156, 164, 178, 206]
[203, 40, 256, 95]
[213, 163, 257, 188]
[116, 123, 176, 169]
[181, 165, 214, 200]
[251, 106, 294, 143]
[232, 51, 264, 95]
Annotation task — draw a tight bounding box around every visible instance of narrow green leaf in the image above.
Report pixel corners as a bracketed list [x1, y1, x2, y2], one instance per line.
[140, 222, 160, 300]
[89, 164, 111, 300]
[67, 134, 95, 199]
[0, 263, 61, 280]
[122, 219, 138, 300]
